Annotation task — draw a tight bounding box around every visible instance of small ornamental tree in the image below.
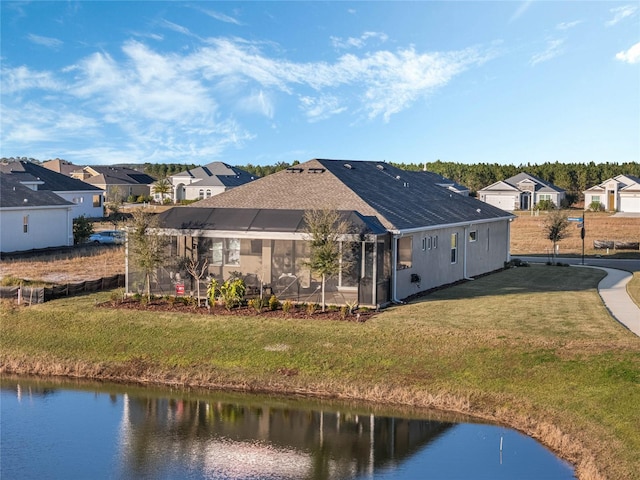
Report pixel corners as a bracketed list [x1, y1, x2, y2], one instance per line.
[128, 209, 169, 302]
[544, 210, 570, 263]
[186, 257, 208, 306]
[73, 215, 94, 244]
[152, 178, 172, 204]
[303, 208, 354, 312]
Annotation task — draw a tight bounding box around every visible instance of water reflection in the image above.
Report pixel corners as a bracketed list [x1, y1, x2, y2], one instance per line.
[1, 378, 575, 480]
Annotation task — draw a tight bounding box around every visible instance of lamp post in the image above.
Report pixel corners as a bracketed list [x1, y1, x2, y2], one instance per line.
[581, 210, 586, 265]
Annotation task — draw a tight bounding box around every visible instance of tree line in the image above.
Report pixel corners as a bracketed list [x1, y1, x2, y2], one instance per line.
[390, 160, 640, 199]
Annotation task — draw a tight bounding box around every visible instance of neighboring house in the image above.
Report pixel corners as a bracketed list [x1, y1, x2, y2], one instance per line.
[159, 162, 257, 203]
[73, 166, 156, 202]
[126, 159, 514, 307]
[0, 173, 75, 253]
[583, 175, 640, 212]
[477, 173, 565, 211]
[0, 160, 104, 219]
[42, 158, 85, 177]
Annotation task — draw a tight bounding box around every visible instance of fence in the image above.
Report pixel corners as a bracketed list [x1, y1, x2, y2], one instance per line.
[0, 274, 124, 305]
[593, 240, 640, 251]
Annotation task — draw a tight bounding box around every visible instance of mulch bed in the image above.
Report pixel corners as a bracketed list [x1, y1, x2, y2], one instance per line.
[99, 297, 375, 322]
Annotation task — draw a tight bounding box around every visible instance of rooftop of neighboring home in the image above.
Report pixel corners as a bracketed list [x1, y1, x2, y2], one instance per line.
[0, 172, 75, 208]
[0, 160, 103, 193]
[480, 172, 565, 193]
[192, 158, 512, 232]
[169, 161, 257, 187]
[585, 174, 640, 191]
[83, 165, 156, 186]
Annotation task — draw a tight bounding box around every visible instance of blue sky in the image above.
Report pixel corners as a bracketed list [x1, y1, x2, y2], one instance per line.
[1, 1, 638, 166]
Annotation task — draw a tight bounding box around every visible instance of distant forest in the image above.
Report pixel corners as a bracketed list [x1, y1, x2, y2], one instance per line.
[4, 156, 639, 200]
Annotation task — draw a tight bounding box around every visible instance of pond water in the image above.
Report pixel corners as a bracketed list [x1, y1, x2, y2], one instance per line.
[1, 377, 575, 479]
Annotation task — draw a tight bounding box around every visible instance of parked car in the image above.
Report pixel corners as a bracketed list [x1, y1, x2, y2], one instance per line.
[88, 230, 125, 245]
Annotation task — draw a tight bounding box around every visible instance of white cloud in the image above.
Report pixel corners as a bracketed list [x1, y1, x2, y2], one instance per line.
[299, 95, 347, 122]
[1, 66, 62, 94]
[556, 20, 582, 31]
[615, 42, 640, 64]
[1, 35, 496, 161]
[509, 1, 533, 23]
[605, 5, 637, 27]
[27, 33, 63, 49]
[237, 90, 274, 118]
[331, 31, 389, 50]
[530, 38, 565, 66]
[197, 7, 243, 25]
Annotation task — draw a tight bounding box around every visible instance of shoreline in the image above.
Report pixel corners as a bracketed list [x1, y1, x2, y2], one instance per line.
[2, 358, 601, 480]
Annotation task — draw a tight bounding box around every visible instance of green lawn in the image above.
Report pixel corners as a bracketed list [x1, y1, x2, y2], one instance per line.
[1, 264, 639, 480]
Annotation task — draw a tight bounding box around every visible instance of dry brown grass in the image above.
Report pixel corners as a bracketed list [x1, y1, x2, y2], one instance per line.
[510, 211, 640, 256]
[0, 246, 125, 283]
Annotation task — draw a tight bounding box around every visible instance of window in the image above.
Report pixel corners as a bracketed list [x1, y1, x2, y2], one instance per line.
[469, 230, 477, 242]
[92, 195, 102, 207]
[539, 194, 551, 201]
[397, 236, 412, 269]
[23, 215, 29, 234]
[198, 189, 204, 199]
[433, 235, 438, 249]
[421, 237, 427, 251]
[451, 233, 458, 264]
[592, 195, 600, 203]
[211, 238, 241, 266]
[206, 189, 212, 198]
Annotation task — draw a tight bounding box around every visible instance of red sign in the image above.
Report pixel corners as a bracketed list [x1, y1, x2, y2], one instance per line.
[175, 283, 185, 295]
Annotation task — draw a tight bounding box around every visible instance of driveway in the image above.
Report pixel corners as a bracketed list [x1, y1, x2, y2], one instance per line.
[514, 256, 640, 273]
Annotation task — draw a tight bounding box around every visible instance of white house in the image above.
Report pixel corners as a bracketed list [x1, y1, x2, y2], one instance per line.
[583, 175, 640, 213]
[156, 162, 257, 203]
[0, 160, 104, 219]
[0, 173, 75, 253]
[478, 172, 566, 211]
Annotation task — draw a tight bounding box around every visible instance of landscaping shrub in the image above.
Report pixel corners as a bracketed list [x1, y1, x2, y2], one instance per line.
[268, 295, 280, 311]
[281, 300, 293, 315]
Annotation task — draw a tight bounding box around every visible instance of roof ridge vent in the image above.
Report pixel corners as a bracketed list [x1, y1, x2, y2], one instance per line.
[344, 163, 352, 169]
[286, 167, 304, 173]
[308, 168, 325, 174]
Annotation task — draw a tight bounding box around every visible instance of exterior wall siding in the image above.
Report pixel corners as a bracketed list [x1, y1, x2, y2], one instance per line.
[394, 220, 510, 300]
[55, 191, 104, 219]
[0, 207, 72, 253]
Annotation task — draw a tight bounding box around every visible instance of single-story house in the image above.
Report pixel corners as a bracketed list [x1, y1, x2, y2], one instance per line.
[583, 175, 640, 212]
[42, 158, 85, 177]
[0, 160, 104, 219]
[126, 159, 514, 307]
[478, 173, 565, 211]
[157, 162, 257, 203]
[0, 172, 75, 253]
[73, 166, 156, 202]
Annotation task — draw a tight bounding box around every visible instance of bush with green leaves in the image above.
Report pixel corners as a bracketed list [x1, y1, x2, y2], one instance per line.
[73, 215, 94, 244]
[282, 300, 293, 315]
[589, 201, 603, 212]
[248, 297, 263, 313]
[207, 277, 246, 310]
[535, 199, 556, 211]
[268, 295, 280, 311]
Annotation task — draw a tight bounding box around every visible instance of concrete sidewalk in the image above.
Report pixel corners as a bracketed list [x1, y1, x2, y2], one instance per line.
[594, 267, 640, 337]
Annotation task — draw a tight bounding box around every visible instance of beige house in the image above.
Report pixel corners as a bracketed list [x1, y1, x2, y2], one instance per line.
[73, 166, 156, 202]
[126, 159, 514, 307]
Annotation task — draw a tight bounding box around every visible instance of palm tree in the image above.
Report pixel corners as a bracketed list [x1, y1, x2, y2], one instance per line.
[152, 178, 172, 204]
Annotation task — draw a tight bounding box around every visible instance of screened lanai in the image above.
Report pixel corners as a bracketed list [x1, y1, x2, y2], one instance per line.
[126, 208, 392, 307]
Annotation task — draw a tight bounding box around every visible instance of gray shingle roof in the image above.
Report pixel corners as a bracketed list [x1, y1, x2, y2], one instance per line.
[192, 159, 512, 231]
[503, 172, 565, 193]
[170, 162, 257, 187]
[0, 160, 103, 192]
[0, 172, 75, 208]
[85, 166, 156, 185]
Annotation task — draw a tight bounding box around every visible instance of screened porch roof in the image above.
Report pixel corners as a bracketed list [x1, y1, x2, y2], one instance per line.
[157, 207, 387, 235]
